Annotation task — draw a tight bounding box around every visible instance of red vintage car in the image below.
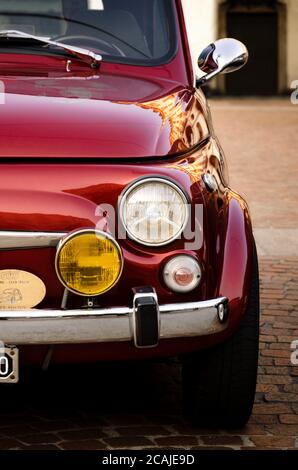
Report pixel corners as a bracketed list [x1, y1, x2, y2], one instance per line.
[0, 0, 259, 427]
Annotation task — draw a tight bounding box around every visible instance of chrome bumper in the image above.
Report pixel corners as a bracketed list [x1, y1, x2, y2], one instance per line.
[0, 297, 229, 346]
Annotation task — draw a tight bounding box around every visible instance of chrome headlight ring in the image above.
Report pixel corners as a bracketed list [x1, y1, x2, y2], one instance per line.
[119, 177, 190, 247]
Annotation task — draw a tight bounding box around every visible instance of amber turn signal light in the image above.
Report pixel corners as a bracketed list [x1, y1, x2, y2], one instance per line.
[163, 255, 202, 293]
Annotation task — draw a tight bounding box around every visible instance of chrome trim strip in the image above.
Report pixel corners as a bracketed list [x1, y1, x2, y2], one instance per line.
[0, 297, 228, 345]
[0, 232, 67, 250]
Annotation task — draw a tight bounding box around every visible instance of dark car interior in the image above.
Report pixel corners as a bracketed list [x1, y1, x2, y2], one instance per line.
[0, 0, 176, 62]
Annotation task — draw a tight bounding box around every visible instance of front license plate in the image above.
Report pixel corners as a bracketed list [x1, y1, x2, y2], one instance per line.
[0, 346, 19, 383]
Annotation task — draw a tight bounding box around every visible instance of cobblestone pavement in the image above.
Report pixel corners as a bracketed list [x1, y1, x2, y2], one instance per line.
[0, 99, 297, 450]
[210, 98, 298, 231]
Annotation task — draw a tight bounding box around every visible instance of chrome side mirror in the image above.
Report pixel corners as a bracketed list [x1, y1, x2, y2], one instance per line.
[196, 38, 248, 87]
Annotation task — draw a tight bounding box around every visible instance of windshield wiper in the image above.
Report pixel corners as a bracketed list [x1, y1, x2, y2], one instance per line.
[0, 29, 102, 68]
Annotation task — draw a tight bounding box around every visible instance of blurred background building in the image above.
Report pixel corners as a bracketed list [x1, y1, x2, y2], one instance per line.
[182, 0, 298, 95]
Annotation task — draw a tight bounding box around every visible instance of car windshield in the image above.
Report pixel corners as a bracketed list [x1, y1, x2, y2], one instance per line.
[0, 0, 177, 65]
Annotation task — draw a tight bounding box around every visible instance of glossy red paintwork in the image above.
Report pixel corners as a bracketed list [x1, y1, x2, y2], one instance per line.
[0, 0, 255, 363]
[0, 65, 201, 158]
[0, 3, 194, 159]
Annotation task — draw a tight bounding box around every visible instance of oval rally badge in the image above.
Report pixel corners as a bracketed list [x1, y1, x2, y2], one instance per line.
[0, 270, 46, 310]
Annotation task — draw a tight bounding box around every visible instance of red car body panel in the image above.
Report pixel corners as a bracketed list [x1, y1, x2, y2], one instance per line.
[0, 0, 254, 364]
[0, 65, 200, 159]
[0, 2, 194, 159]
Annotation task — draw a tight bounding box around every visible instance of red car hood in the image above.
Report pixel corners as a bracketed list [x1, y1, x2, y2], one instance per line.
[0, 60, 198, 159]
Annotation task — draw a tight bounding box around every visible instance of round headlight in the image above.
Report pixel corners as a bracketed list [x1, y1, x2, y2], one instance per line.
[119, 178, 189, 246]
[55, 229, 123, 296]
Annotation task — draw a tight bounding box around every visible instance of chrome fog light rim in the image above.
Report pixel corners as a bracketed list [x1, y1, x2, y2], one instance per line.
[119, 177, 189, 247]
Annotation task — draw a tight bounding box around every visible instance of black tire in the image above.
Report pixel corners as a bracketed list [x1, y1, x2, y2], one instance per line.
[182, 241, 260, 427]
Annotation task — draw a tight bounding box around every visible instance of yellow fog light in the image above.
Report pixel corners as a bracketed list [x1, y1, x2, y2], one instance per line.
[55, 229, 123, 296]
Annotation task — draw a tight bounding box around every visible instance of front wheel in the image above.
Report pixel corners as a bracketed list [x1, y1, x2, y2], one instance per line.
[182, 242, 260, 427]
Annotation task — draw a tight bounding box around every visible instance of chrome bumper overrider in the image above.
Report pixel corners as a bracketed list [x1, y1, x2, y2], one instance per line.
[0, 297, 229, 346]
